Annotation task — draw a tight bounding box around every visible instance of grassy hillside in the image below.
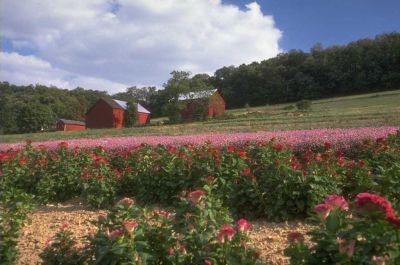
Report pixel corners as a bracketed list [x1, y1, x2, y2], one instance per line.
[1, 90, 400, 144]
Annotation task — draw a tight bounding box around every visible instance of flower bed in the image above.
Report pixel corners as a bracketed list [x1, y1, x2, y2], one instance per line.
[1, 126, 398, 151]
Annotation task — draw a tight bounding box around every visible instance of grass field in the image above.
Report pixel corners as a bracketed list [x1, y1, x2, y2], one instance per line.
[1, 90, 400, 143]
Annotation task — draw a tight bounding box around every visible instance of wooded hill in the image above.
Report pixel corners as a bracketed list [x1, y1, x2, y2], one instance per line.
[1, 32, 399, 134]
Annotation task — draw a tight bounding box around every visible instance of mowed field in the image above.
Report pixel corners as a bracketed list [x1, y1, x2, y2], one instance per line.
[2, 90, 400, 143]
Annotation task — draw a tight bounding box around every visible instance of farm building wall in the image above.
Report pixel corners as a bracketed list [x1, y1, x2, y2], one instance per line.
[112, 108, 125, 128]
[64, 124, 86, 131]
[86, 99, 115, 129]
[137, 112, 150, 125]
[207, 92, 225, 117]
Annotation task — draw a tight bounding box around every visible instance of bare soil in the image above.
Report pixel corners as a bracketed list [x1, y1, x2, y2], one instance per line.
[17, 202, 313, 265]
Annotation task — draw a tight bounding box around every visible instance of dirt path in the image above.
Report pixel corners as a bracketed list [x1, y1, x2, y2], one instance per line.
[17, 202, 312, 265]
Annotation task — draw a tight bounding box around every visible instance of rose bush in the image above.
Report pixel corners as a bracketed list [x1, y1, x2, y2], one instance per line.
[285, 193, 400, 264]
[41, 185, 260, 264]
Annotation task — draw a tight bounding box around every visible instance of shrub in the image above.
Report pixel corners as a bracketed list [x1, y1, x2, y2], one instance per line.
[0, 188, 33, 264]
[285, 193, 400, 264]
[295, 100, 312, 111]
[41, 187, 260, 264]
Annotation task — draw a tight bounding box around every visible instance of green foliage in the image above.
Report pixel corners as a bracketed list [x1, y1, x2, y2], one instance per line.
[285, 194, 400, 264]
[41, 190, 259, 265]
[295, 100, 312, 111]
[40, 225, 87, 265]
[17, 103, 56, 133]
[124, 100, 138, 127]
[0, 187, 33, 264]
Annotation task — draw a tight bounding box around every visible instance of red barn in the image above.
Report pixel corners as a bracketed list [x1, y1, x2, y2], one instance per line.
[85, 98, 151, 129]
[56, 119, 86, 131]
[178, 89, 225, 121]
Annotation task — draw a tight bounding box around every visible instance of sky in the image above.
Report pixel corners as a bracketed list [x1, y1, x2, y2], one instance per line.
[1, 0, 399, 94]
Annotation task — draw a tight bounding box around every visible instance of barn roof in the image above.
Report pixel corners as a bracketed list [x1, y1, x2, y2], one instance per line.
[58, 119, 86, 126]
[178, 89, 218, 101]
[113, 99, 151, 114]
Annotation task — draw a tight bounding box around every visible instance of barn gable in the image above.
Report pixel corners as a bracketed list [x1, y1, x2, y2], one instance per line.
[177, 89, 225, 120]
[86, 97, 151, 128]
[57, 119, 86, 131]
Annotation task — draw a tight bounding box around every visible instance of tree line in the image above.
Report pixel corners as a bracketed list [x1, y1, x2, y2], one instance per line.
[1, 32, 399, 134]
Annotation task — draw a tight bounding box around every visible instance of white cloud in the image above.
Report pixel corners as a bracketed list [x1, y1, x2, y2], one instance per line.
[0, 0, 282, 93]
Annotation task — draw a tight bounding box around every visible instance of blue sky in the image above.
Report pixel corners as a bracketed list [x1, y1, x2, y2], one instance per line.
[226, 0, 400, 52]
[1, 0, 399, 93]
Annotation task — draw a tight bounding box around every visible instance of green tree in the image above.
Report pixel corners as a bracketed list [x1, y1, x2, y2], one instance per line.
[124, 100, 138, 127]
[16, 103, 56, 133]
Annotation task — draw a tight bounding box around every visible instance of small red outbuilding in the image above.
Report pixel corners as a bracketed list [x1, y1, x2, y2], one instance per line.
[56, 119, 86, 131]
[178, 89, 225, 121]
[85, 98, 150, 129]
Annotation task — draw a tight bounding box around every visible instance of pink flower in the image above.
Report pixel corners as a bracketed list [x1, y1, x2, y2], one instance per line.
[118, 197, 135, 207]
[372, 255, 390, 265]
[123, 220, 138, 233]
[180, 246, 187, 255]
[287, 231, 304, 244]
[338, 238, 355, 257]
[167, 247, 174, 254]
[217, 224, 236, 242]
[314, 204, 333, 219]
[204, 259, 212, 265]
[325, 195, 349, 211]
[61, 223, 69, 231]
[236, 218, 253, 232]
[108, 229, 124, 240]
[354, 193, 394, 217]
[187, 190, 206, 204]
[386, 214, 400, 228]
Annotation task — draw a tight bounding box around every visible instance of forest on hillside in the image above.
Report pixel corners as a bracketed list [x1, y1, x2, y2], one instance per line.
[1, 32, 399, 134]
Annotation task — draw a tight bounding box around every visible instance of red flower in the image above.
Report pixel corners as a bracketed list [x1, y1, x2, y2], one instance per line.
[314, 204, 333, 219]
[291, 162, 302, 170]
[19, 158, 27, 166]
[287, 231, 304, 244]
[167, 247, 174, 254]
[354, 193, 394, 217]
[204, 259, 213, 265]
[236, 218, 253, 232]
[25, 138, 32, 145]
[337, 157, 346, 166]
[217, 224, 236, 242]
[118, 197, 135, 207]
[61, 223, 69, 231]
[188, 190, 206, 204]
[123, 220, 139, 233]
[228, 145, 235, 153]
[179, 151, 187, 159]
[237, 149, 246, 157]
[108, 229, 124, 240]
[325, 195, 349, 211]
[0, 152, 7, 161]
[272, 143, 284, 151]
[241, 167, 251, 176]
[206, 175, 215, 184]
[315, 153, 323, 161]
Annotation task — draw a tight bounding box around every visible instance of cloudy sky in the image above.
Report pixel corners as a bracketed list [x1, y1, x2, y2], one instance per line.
[1, 0, 399, 94]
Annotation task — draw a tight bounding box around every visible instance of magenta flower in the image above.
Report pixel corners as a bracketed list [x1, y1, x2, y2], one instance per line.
[187, 190, 206, 204]
[108, 229, 124, 240]
[123, 220, 139, 233]
[236, 218, 253, 232]
[325, 195, 349, 211]
[314, 204, 333, 219]
[217, 224, 236, 242]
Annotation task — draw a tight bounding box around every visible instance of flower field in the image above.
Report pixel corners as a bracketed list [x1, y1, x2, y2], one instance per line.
[0, 126, 398, 151]
[1, 127, 400, 264]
